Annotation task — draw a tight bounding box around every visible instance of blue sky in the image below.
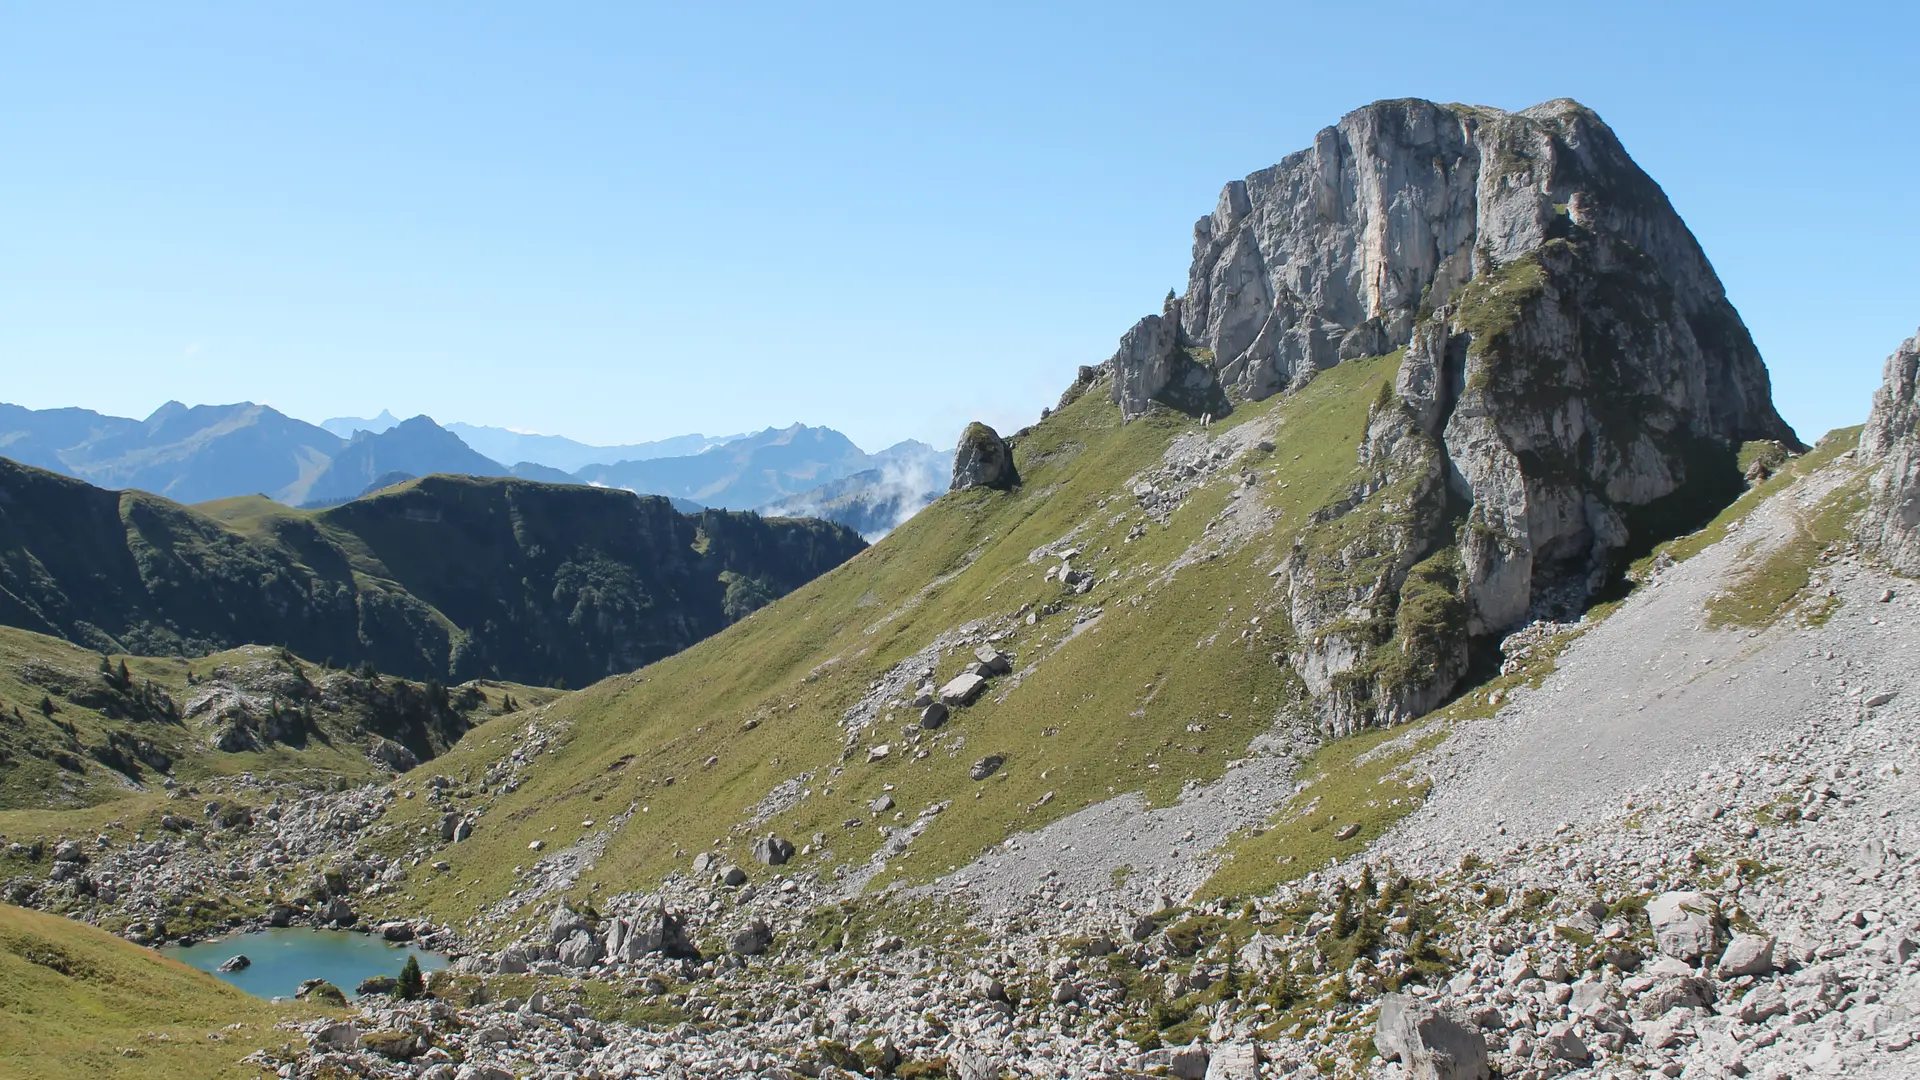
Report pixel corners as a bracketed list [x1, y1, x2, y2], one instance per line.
[2, 2, 1914, 451]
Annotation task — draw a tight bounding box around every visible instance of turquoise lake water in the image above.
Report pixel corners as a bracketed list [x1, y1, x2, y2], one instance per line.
[166, 928, 449, 1000]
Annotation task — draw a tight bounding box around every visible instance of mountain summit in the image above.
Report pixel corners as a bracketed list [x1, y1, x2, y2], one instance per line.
[1103, 97, 1798, 729]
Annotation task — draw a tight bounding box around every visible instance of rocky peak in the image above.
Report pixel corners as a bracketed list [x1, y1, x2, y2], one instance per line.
[1860, 327, 1920, 574]
[1102, 98, 1799, 730]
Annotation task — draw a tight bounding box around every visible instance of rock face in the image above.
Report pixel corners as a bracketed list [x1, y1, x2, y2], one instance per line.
[949, 423, 1018, 491]
[1861, 328, 1920, 574]
[1375, 993, 1490, 1080]
[1110, 301, 1231, 422]
[1101, 98, 1796, 731]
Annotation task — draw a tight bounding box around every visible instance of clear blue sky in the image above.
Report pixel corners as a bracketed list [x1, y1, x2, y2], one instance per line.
[2, 2, 1914, 452]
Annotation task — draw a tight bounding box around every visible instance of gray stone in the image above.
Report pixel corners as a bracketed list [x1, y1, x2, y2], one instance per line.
[546, 904, 589, 944]
[1647, 891, 1718, 962]
[920, 702, 950, 729]
[311, 1022, 361, 1052]
[1543, 1023, 1589, 1063]
[950, 423, 1018, 492]
[972, 645, 1012, 675]
[751, 835, 794, 866]
[969, 755, 1005, 781]
[378, 920, 413, 942]
[1109, 311, 1229, 423]
[556, 928, 603, 969]
[1168, 1042, 1211, 1080]
[720, 864, 748, 887]
[729, 918, 773, 956]
[951, 1047, 1001, 1080]
[868, 795, 895, 813]
[966, 971, 1008, 1002]
[1204, 1043, 1259, 1080]
[1717, 932, 1775, 977]
[216, 953, 250, 972]
[939, 672, 988, 706]
[1376, 992, 1490, 1080]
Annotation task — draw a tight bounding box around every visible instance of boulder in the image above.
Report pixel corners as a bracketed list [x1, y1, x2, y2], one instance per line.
[869, 795, 895, 813]
[610, 906, 695, 959]
[310, 1022, 361, 1052]
[493, 945, 530, 974]
[267, 904, 295, 928]
[939, 672, 988, 706]
[969, 755, 1005, 781]
[950, 1048, 1001, 1080]
[919, 702, 950, 729]
[356, 974, 398, 996]
[1543, 1023, 1589, 1063]
[546, 904, 589, 944]
[1647, 891, 1719, 962]
[216, 954, 250, 972]
[720, 864, 748, 887]
[1168, 1042, 1210, 1080]
[950, 423, 1018, 491]
[972, 646, 1012, 674]
[751, 835, 795, 866]
[1204, 1043, 1259, 1080]
[557, 928, 604, 969]
[966, 971, 1009, 1002]
[320, 897, 357, 927]
[295, 979, 348, 1006]
[729, 918, 773, 956]
[1717, 932, 1775, 978]
[359, 1029, 420, 1061]
[437, 812, 461, 842]
[1376, 993, 1490, 1080]
[692, 851, 716, 874]
[379, 921, 414, 942]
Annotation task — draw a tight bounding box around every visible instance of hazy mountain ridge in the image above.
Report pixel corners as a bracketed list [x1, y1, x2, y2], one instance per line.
[1, 403, 948, 527]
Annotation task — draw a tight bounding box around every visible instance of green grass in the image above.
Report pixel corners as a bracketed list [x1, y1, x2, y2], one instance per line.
[1197, 724, 1443, 901]
[0, 624, 547, 812]
[0, 904, 315, 1080]
[1706, 474, 1869, 628]
[367, 356, 1406, 934]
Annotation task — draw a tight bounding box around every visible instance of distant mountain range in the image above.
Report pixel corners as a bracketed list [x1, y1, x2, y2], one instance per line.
[0, 402, 952, 534]
[325, 411, 739, 472]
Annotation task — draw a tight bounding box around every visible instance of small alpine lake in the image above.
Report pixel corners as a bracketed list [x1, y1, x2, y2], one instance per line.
[166, 928, 450, 1000]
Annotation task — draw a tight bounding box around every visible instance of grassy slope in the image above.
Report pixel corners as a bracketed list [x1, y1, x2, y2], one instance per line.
[373, 357, 1405, 932]
[0, 904, 313, 1080]
[0, 624, 553, 813]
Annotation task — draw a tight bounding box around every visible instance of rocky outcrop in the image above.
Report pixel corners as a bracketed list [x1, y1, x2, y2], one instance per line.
[1109, 297, 1230, 422]
[949, 423, 1018, 491]
[1861, 328, 1920, 574]
[1109, 98, 1797, 729]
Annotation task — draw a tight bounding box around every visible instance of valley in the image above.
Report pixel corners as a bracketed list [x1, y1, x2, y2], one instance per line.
[2, 94, 1917, 1080]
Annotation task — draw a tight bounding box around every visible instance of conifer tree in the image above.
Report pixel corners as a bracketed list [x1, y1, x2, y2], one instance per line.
[397, 954, 425, 1000]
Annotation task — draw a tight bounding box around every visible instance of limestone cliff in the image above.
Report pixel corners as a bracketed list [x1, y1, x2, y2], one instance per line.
[1106, 98, 1797, 729]
[1861, 328, 1920, 575]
